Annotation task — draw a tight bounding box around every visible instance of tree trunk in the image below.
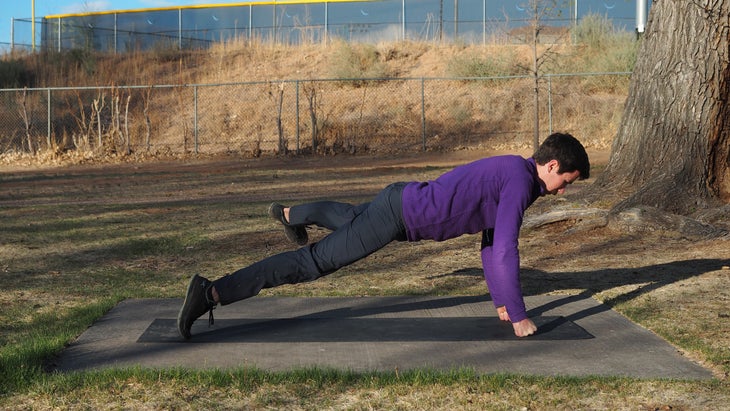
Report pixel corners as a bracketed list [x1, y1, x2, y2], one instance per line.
[588, 0, 730, 215]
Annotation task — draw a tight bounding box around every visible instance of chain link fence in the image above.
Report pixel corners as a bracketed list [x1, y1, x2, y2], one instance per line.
[0, 73, 630, 158]
[6, 3, 642, 54]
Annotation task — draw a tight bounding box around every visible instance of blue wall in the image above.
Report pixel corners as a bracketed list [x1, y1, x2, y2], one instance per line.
[41, 0, 651, 52]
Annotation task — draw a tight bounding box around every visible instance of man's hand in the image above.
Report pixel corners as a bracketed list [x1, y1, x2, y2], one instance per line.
[497, 306, 537, 337]
[512, 318, 537, 337]
[496, 306, 510, 322]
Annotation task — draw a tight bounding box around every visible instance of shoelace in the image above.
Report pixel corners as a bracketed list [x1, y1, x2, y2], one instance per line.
[208, 305, 216, 327]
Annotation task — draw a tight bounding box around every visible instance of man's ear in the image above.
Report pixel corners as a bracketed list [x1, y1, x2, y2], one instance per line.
[546, 159, 559, 173]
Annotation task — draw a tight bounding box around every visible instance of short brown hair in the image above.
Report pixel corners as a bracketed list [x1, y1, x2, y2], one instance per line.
[533, 132, 590, 179]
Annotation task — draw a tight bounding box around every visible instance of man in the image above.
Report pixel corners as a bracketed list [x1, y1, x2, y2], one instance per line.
[178, 132, 590, 339]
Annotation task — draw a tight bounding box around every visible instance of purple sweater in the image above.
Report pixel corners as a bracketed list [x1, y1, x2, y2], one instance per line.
[400, 155, 545, 322]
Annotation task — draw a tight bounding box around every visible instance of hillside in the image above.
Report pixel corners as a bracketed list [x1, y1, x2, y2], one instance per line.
[1, 33, 636, 165]
[24, 38, 632, 87]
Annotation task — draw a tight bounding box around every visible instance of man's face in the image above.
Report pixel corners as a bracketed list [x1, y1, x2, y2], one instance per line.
[542, 160, 581, 195]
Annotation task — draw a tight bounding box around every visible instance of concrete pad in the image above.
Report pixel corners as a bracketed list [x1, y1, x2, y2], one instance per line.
[53, 295, 713, 379]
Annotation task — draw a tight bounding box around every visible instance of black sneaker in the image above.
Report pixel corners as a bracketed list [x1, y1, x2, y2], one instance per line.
[268, 202, 308, 246]
[177, 274, 216, 340]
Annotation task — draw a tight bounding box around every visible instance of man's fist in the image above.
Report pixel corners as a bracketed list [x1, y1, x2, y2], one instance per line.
[512, 318, 537, 337]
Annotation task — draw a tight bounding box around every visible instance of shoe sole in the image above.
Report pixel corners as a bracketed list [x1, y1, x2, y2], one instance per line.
[292, 226, 308, 246]
[177, 274, 199, 340]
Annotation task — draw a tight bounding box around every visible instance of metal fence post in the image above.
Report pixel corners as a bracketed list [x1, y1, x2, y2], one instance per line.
[114, 13, 118, 54]
[47, 88, 52, 149]
[193, 85, 199, 154]
[401, 0, 406, 41]
[295, 79, 300, 154]
[482, 0, 486, 45]
[178, 9, 182, 50]
[421, 77, 426, 151]
[57, 18, 62, 52]
[324, 3, 328, 45]
[548, 76, 553, 135]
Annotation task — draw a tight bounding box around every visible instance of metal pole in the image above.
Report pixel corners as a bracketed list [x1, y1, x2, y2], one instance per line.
[193, 85, 199, 154]
[324, 2, 328, 45]
[249, 5, 253, 40]
[482, 0, 486, 45]
[421, 78, 426, 151]
[454, 0, 458, 40]
[573, 0, 578, 44]
[114, 13, 117, 53]
[547, 76, 553, 135]
[439, 0, 443, 42]
[178, 8, 182, 49]
[57, 18, 61, 52]
[401, 0, 405, 41]
[10, 18, 14, 51]
[32, 0, 36, 51]
[295, 80, 300, 153]
[47, 89, 52, 149]
[636, 0, 647, 34]
[324, 3, 330, 45]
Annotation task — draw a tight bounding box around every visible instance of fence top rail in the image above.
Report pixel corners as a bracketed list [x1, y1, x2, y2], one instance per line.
[0, 72, 633, 93]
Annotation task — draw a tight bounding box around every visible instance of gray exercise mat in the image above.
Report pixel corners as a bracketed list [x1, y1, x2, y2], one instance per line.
[53, 295, 714, 379]
[137, 315, 592, 343]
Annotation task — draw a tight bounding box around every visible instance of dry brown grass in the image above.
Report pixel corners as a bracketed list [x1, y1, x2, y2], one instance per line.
[1, 39, 632, 166]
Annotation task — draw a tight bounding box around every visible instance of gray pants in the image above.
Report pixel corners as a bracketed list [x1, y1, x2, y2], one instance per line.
[213, 183, 408, 305]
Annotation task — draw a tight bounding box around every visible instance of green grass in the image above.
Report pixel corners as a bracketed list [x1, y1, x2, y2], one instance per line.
[4, 361, 724, 410]
[1, 298, 119, 395]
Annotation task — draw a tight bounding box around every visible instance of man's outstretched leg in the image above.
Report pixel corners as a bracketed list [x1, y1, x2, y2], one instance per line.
[178, 183, 407, 340]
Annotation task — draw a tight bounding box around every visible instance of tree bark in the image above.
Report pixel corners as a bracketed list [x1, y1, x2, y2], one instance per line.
[586, 0, 730, 215]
